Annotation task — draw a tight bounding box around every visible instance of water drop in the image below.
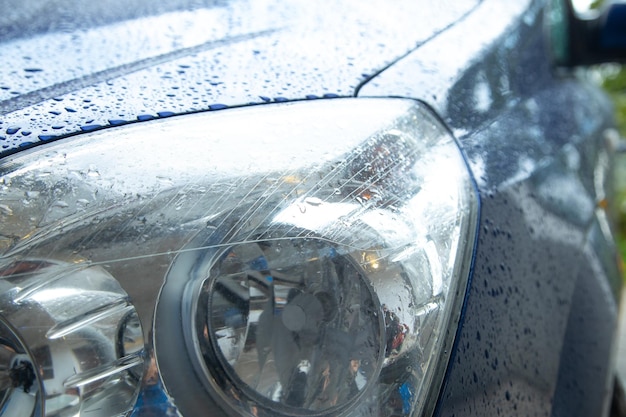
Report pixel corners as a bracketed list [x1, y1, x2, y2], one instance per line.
[80, 125, 102, 132]
[304, 197, 323, 206]
[87, 165, 100, 178]
[157, 176, 173, 187]
[0, 204, 13, 215]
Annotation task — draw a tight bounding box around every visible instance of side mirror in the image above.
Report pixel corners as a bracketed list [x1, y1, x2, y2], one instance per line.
[549, 0, 626, 66]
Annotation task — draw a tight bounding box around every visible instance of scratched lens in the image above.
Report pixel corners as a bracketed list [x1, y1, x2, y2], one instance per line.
[200, 238, 384, 414]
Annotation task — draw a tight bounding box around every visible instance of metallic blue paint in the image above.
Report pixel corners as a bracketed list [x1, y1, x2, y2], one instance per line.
[0, 0, 621, 416]
[0, 0, 478, 154]
[361, 0, 621, 415]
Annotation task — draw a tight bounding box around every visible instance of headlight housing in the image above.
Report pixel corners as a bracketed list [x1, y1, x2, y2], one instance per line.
[0, 99, 477, 417]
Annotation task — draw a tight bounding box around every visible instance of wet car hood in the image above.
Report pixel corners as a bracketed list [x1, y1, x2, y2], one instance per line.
[0, 0, 479, 155]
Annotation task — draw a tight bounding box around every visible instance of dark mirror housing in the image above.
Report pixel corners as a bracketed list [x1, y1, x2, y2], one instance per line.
[550, 0, 626, 66]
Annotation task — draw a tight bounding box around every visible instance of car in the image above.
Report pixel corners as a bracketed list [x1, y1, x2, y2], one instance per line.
[0, 0, 625, 416]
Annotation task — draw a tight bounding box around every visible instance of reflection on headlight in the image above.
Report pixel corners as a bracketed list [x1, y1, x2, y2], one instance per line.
[197, 237, 383, 414]
[0, 260, 144, 417]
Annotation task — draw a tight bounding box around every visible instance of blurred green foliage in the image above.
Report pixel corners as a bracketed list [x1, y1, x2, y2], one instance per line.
[603, 68, 626, 133]
[603, 67, 626, 271]
[587, 0, 626, 273]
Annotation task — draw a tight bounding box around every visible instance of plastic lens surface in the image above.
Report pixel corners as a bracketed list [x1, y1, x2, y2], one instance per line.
[201, 238, 383, 414]
[0, 99, 476, 417]
[0, 261, 144, 417]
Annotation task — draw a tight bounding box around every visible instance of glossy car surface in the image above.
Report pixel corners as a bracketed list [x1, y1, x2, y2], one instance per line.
[0, 0, 623, 416]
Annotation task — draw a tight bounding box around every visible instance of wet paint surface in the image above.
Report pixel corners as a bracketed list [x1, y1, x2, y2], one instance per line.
[361, 0, 621, 415]
[0, 0, 478, 154]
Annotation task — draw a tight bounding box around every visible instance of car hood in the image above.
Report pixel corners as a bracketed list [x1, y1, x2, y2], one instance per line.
[0, 0, 479, 156]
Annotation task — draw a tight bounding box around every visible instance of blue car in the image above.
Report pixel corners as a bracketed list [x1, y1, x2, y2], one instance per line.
[0, 0, 625, 416]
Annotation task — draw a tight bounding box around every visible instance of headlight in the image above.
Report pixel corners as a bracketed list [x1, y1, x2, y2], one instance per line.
[0, 99, 477, 417]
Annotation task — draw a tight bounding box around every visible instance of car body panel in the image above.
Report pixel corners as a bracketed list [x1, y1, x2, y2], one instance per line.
[0, 0, 622, 416]
[0, 0, 479, 155]
[360, 0, 621, 415]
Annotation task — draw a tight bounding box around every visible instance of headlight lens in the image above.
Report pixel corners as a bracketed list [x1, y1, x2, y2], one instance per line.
[0, 98, 477, 417]
[0, 260, 144, 417]
[197, 236, 383, 414]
